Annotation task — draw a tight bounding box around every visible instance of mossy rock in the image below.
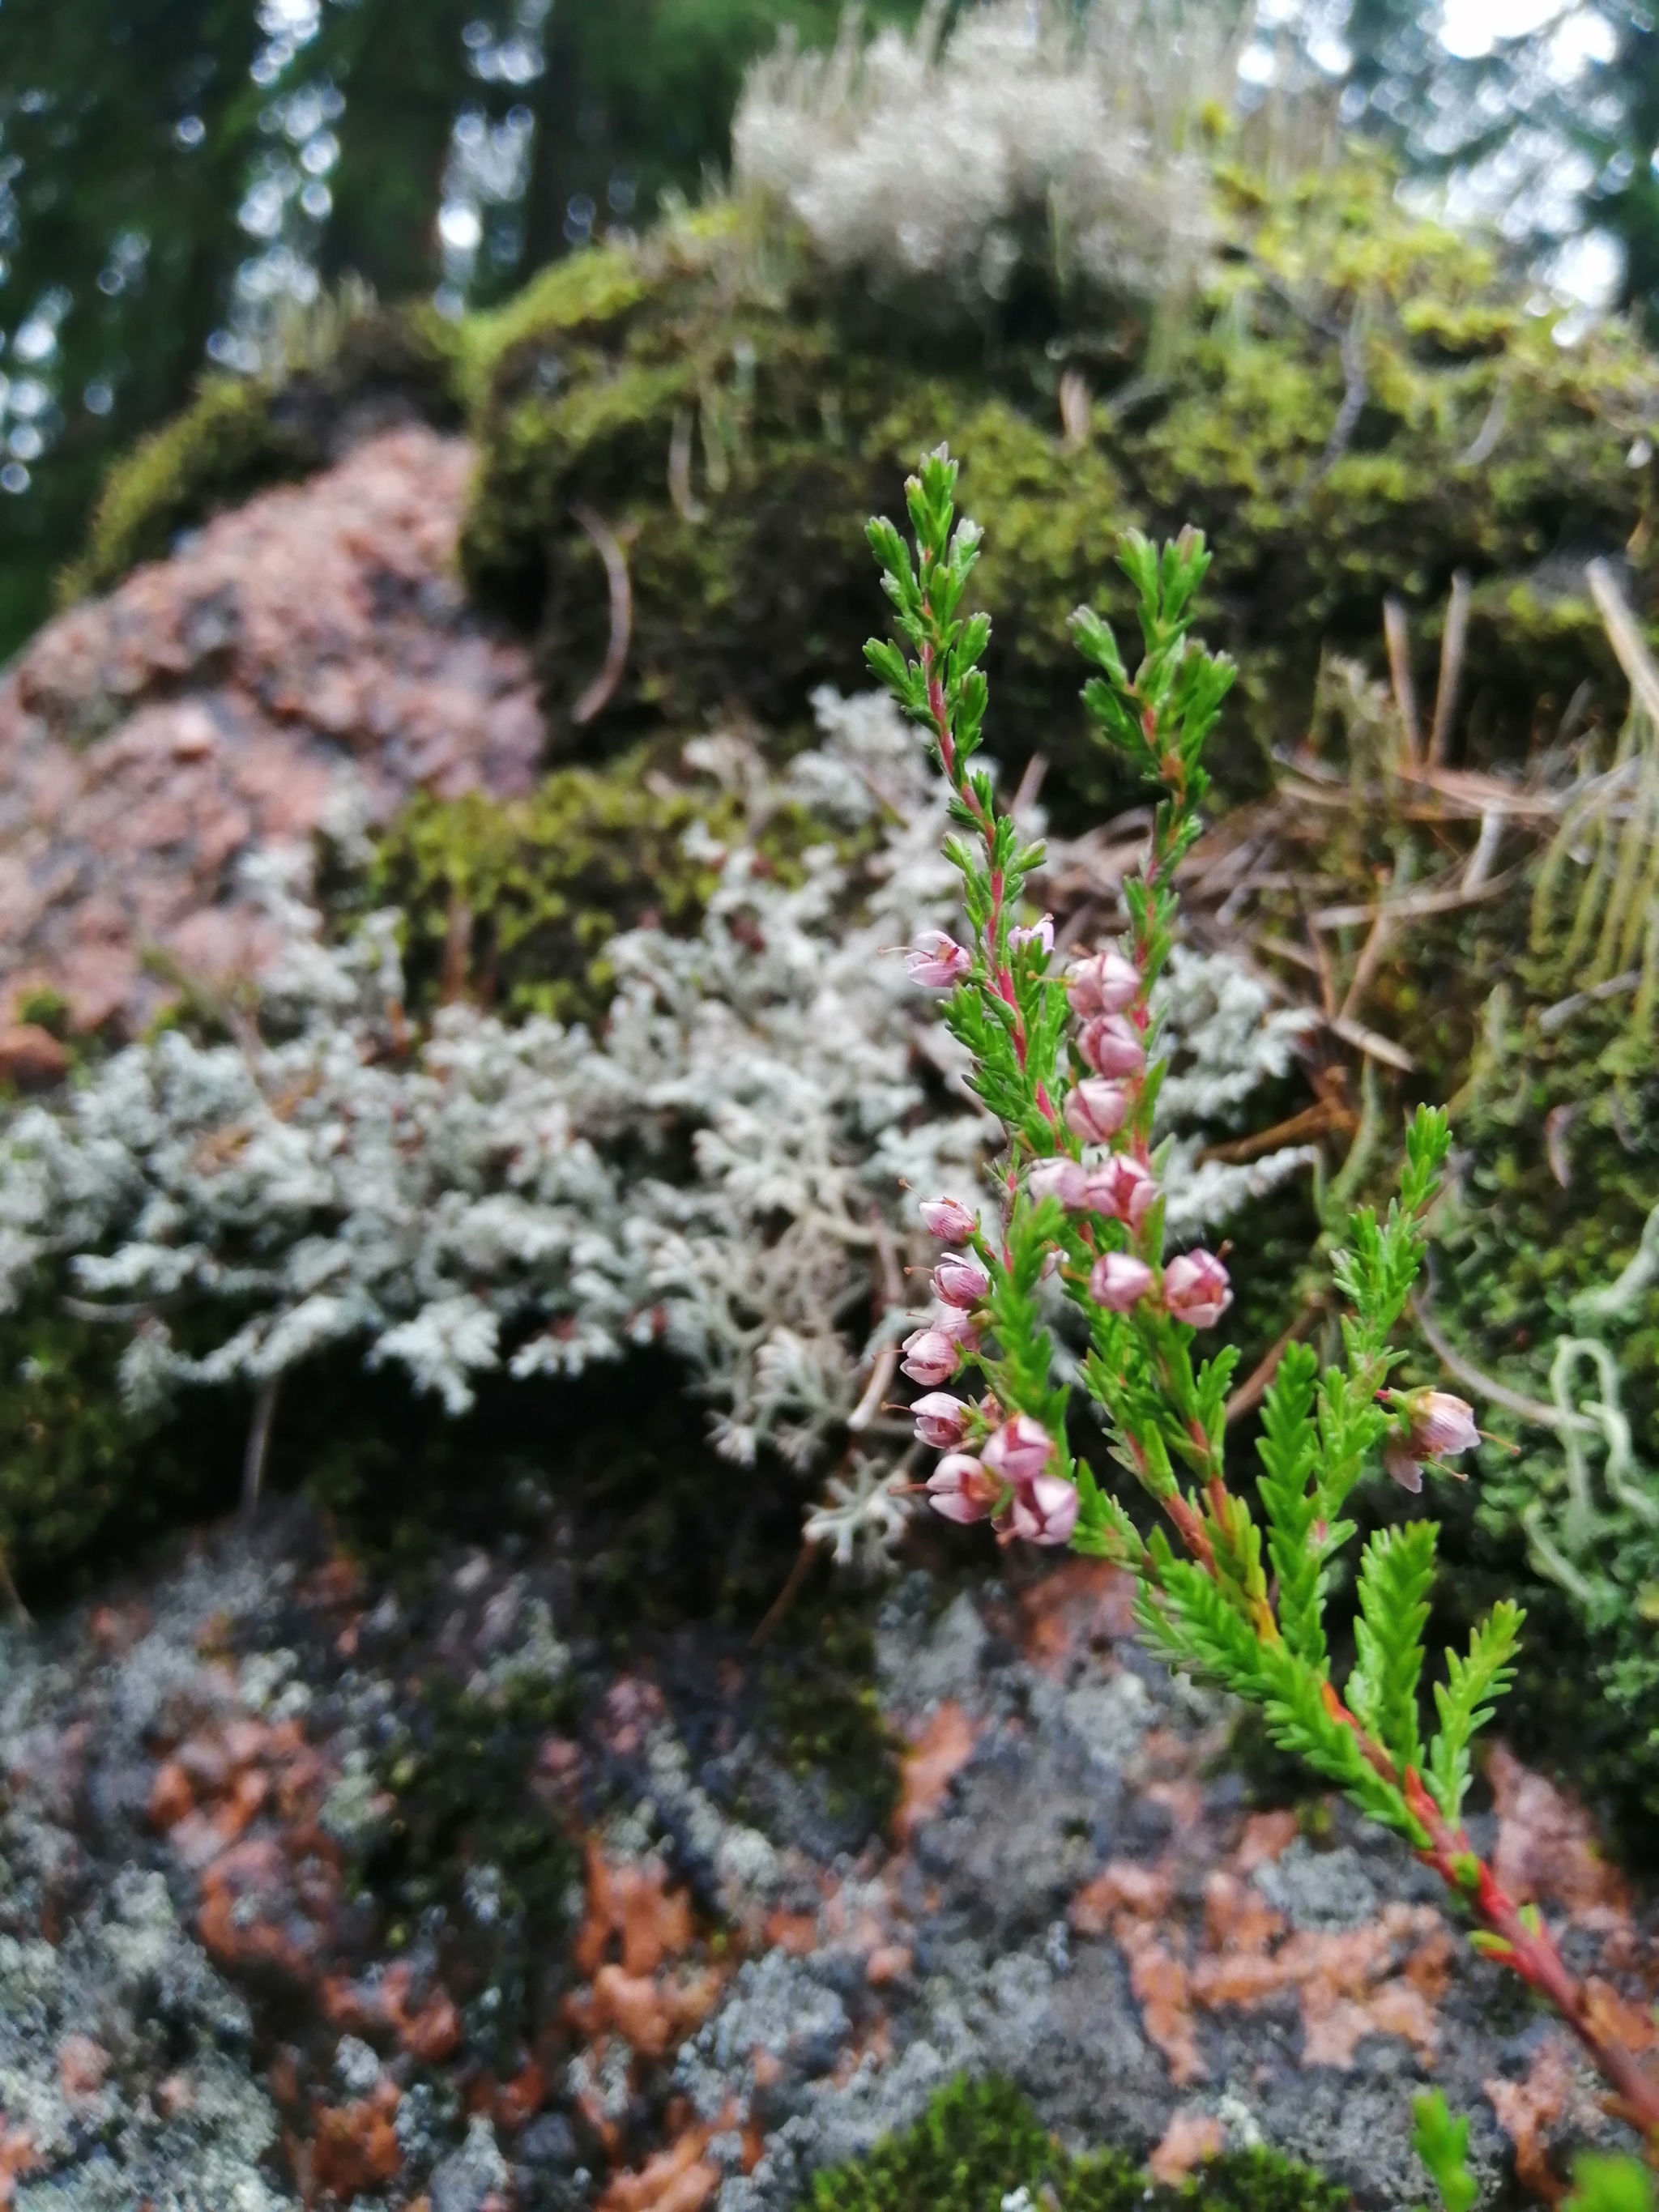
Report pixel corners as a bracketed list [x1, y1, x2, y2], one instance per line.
[458, 164, 1658, 815]
[1427, 980, 1659, 1831]
[0, 1286, 246, 1592]
[61, 302, 466, 603]
[806, 2076, 1348, 2212]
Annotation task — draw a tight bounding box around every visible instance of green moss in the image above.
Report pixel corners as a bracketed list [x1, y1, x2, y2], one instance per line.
[806, 2076, 1349, 2212]
[1427, 978, 1659, 1831]
[761, 1600, 902, 1839]
[458, 161, 1654, 817]
[0, 1286, 245, 1589]
[458, 242, 655, 413]
[365, 743, 837, 1024]
[62, 302, 467, 604]
[369, 746, 738, 1022]
[61, 377, 301, 602]
[367, 1665, 580, 2057]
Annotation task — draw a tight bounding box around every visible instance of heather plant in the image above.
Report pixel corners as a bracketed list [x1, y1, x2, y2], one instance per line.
[1412, 2089, 1656, 2212]
[868, 448, 1659, 2144]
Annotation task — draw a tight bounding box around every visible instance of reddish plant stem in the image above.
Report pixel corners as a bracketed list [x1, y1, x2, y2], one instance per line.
[1403, 1771, 1659, 2144]
[919, 623, 1059, 1119]
[1163, 1491, 1217, 1575]
[1317, 1686, 1659, 2142]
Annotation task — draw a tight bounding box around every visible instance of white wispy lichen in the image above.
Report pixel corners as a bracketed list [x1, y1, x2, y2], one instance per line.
[0, 688, 1311, 1545]
[733, 0, 1219, 313]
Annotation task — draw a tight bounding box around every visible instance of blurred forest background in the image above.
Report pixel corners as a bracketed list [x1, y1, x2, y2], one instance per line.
[0, 0, 1654, 663]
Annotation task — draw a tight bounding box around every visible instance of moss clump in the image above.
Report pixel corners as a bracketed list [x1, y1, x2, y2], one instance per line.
[1429, 983, 1659, 1831]
[61, 377, 302, 600]
[458, 164, 1655, 816]
[368, 1667, 580, 2058]
[807, 2077, 1349, 2212]
[367, 746, 741, 1023]
[0, 1286, 246, 1592]
[363, 736, 861, 1023]
[760, 1600, 902, 1840]
[62, 303, 465, 603]
[456, 243, 653, 416]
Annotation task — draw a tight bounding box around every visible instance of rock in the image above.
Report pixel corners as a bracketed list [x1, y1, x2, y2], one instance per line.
[518, 2112, 577, 2172]
[0, 426, 544, 1037]
[0, 1023, 67, 1087]
[429, 2116, 509, 2212]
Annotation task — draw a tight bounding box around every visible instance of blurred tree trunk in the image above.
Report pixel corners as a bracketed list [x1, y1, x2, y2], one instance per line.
[0, 0, 262, 654]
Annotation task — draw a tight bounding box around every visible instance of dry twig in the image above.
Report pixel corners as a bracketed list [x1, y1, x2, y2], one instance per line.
[571, 505, 633, 727]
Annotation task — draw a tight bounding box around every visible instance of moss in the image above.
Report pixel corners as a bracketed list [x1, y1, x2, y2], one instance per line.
[368, 745, 740, 1022]
[367, 1667, 581, 2056]
[61, 377, 303, 601]
[760, 1600, 902, 1839]
[62, 303, 466, 603]
[1424, 980, 1659, 1831]
[364, 742, 838, 1023]
[457, 160, 1655, 818]
[0, 1285, 245, 1591]
[806, 2076, 1349, 2212]
[457, 242, 654, 414]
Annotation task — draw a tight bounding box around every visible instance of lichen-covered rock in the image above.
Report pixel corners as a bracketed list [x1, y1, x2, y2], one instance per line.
[0, 424, 542, 1036]
[0, 1569, 296, 2210]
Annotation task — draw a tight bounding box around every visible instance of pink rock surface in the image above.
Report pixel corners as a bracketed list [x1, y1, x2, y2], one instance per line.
[0, 425, 545, 1035]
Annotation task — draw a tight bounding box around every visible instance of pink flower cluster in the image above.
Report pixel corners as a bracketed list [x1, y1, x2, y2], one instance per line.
[900, 1199, 990, 1386]
[922, 1409, 1077, 1545]
[901, 937, 1235, 1556]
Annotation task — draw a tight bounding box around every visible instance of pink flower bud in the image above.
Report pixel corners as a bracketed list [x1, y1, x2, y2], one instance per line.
[1083, 1153, 1157, 1226]
[911, 1392, 971, 1448]
[920, 1196, 977, 1244]
[901, 1328, 960, 1385]
[1406, 1391, 1479, 1460]
[932, 1304, 982, 1347]
[906, 930, 972, 989]
[1064, 1078, 1129, 1146]
[927, 1452, 999, 1524]
[1007, 1472, 1080, 1546]
[934, 1254, 990, 1310]
[981, 1413, 1055, 1485]
[1067, 949, 1141, 1018]
[1089, 1251, 1154, 1311]
[1079, 1013, 1146, 1080]
[1384, 1441, 1424, 1494]
[1009, 915, 1055, 956]
[1028, 1157, 1089, 1211]
[1162, 1249, 1233, 1328]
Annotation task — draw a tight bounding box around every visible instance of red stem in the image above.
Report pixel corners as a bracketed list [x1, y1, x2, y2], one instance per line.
[919, 620, 1055, 1114]
[1404, 1771, 1659, 2143]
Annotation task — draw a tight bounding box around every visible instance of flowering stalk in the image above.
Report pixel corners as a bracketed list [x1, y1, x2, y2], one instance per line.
[867, 448, 1659, 2146]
